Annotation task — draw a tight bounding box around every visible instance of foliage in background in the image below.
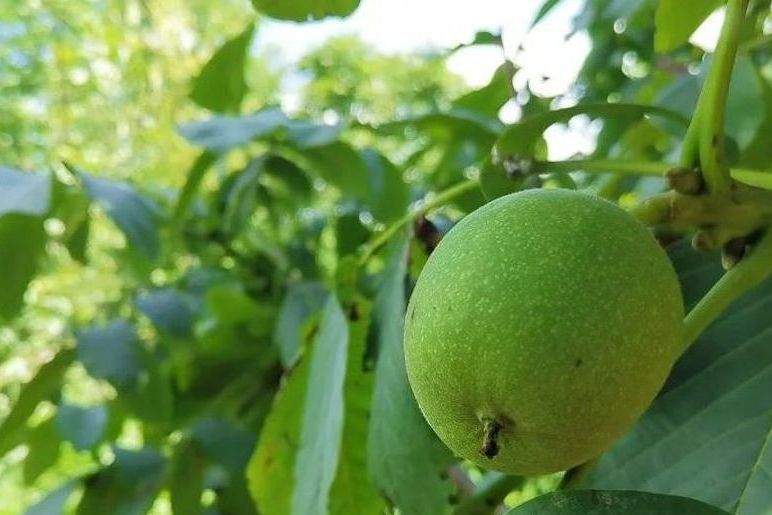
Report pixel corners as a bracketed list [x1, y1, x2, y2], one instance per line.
[0, 0, 771, 514]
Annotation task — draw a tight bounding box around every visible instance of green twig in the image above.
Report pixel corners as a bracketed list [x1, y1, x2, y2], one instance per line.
[453, 473, 524, 515]
[358, 179, 480, 265]
[681, 227, 772, 354]
[681, 0, 750, 195]
[534, 159, 670, 177]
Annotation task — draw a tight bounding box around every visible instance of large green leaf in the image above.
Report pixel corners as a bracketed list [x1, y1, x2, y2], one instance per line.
[0, 349, 75, 457]
[190, 24, 254, 113]
[329, 300, 386, 515]
[248, 296, 350, 515]
[79, 170, 162, 261]
[0, 167, 51, 217]
[248, 345, 311, 514]
[291, 296, 349, 515]
[0, 214, 47, 320]
[507, 490, 731, 514]
[367, 237, 456, 515]
[586, 241, 772, 514]
[250, 0, 359, 21]
[654, 0, 724, 53]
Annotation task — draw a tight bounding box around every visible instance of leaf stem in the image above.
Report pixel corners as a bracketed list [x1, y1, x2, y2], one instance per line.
[453, 473, 524, 515]
[681, 0, 750, 195]
[358, 179, 479, 265]
[681, 226, 772, 354]
[535, 159, 671, 177]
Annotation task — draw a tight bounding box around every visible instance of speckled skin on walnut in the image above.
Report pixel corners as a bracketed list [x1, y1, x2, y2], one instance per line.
[404, 189, 684, 475]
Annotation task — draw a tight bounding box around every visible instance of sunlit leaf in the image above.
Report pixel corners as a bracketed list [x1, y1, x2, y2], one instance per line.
[23, 416, 61, 485]
[655, 0, 723, 53]
[250, 0, 360, 21]
[190, 24, 254, 113]
[0, 214, 46, 320]
[330, 299, 386, 515]
[291, 297, 349, 515]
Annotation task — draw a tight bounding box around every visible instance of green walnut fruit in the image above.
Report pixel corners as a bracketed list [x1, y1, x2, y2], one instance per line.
[404, 188, 684, 475]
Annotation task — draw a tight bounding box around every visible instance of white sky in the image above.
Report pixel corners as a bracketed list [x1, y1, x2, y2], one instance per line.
[255, 0, 590, 90]
[252, 0, 722, 159]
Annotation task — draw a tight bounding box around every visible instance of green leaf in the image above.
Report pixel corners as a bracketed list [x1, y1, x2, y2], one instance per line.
[367, 237, 455, 515]
[0, 349, 75, 457]
[191, 417, 255, 475]
[248, 343, 312, 514]
[250, 0, 359, 21]
[171, 151, 217, 230]
[274, 282, 330, 368]
[76, 447, 165, 515]
[190, 24, 254, 113]
[731, 168, 772, 190]
[657, 58, 765, 150]
[79, 170, 162, 261]
[248, 297, 350, 515]
[654, 0, 724, 53]
[23, 416, 62, 485]
[530, 0, 563, 28]
[0, 167, 51, 217]
[379, 110, 502, 143]
[205, 285, 262, 326]
[506, 490, 731, 514]
[330, 300, 386, 515]
[168, 439, 207, 515]
[178, 107, 341, 153]
[303, 142, 371, 200]
[136, 288, 197, 339]
[361, 150, 409, 223]
[24, 481, 77, 515]
[291, 296, 349, 515]
[56, 404, 108, 451]
[586, 241, 772, 514]
[453, 61, 516, 119]
[77, 321, 141, 392]
[0, 214, 47, 320]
